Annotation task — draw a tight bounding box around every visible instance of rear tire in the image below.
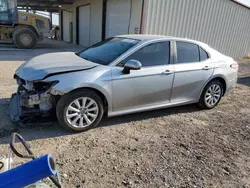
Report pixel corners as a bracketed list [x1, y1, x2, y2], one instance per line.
[198, 80, 223, 109]
[56, 89, 104, 132]
[13, 28, 37, 49]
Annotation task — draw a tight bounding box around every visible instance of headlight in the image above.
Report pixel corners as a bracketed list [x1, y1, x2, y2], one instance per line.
[33, 81, 59, 93]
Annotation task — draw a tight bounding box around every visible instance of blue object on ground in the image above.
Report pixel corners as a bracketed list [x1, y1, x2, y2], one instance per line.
[0, 154, 56, 188]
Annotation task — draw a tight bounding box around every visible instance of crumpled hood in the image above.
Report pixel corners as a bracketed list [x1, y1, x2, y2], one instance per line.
[15, 52, 98, 81]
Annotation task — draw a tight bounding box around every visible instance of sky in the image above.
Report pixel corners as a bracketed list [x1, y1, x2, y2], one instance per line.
[236, 0, 250, 6]
[241, 0, 250, 4]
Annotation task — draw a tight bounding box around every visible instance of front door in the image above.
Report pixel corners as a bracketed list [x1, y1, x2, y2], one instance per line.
[171, 41, 214, 103]
[112, 41, 174, 112]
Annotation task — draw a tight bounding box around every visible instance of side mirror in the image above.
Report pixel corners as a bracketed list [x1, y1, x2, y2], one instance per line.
[122, 60, 142, 74]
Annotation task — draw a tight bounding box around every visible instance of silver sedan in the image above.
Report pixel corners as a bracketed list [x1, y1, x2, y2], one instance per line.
[10, 35, 238, 132]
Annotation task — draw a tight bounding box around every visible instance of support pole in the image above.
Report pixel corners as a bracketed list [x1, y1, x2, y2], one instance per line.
[49, 12, 53, 30]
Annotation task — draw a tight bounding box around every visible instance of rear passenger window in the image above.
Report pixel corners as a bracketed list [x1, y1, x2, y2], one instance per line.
[176, 42, 200, 63]
[199, 47, 209, 61]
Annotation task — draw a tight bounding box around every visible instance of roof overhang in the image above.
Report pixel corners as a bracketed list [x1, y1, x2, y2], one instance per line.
[232, 0, 250, 9]
[17, 0, 73, 12]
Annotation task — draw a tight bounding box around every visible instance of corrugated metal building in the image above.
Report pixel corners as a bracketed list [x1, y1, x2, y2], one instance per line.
[60, 0, 250, 57]
[142, 0, 250, 57]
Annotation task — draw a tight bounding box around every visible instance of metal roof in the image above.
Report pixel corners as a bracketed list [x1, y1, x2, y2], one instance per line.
[17, 0, 73, 12]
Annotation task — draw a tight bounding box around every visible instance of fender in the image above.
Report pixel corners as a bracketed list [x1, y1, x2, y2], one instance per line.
[45, 68, 113, 112]
[197, 74, 228, 100]
[14, 23, 42, 38]
[51, 83, 113, 113]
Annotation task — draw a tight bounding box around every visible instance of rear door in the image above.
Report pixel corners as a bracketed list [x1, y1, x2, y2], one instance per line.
[171, 41, 214, 103]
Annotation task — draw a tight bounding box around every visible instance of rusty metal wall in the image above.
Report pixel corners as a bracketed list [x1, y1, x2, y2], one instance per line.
[142, 0, 250, 57]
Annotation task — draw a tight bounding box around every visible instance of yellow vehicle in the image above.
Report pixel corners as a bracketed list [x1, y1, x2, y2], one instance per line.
[18, 11, 51, 36]
[0, 0, 51, 48]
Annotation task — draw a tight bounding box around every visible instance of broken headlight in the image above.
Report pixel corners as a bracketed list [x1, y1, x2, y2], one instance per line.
[33, 81, 59, 93]
[20, 81, 58, 109]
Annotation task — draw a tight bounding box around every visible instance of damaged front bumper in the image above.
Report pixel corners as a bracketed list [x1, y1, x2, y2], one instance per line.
[9, 93, 41, 124]
[10, 93, 22, 122]
[10, 76, 58, 125]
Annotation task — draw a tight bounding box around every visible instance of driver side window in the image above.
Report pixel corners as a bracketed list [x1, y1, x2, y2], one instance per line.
[0, 0, 8, 11]
[118, 41, 170, 67]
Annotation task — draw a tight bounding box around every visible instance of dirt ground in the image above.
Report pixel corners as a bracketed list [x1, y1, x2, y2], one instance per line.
[0, 52, 250, 187]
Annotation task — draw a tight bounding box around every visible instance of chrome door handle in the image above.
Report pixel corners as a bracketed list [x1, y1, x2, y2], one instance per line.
[162, 70, 174, 75]
[202, 66, 212, 70]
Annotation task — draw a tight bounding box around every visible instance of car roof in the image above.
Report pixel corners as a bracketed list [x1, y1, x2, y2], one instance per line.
[117, 34, 174, 40]
[116, 34, 208, 47]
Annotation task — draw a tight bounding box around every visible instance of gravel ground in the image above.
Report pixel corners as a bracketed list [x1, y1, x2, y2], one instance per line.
[0, 48, 249, 188]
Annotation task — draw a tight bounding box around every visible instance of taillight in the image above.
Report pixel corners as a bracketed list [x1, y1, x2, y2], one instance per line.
[230, 62, 239, 69]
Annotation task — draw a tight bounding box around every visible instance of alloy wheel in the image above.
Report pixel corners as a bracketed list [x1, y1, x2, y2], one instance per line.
[204, 84, 222, 108]
[66, 97, 99, 128]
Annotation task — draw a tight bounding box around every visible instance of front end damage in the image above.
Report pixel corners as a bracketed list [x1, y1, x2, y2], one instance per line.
[10, 75, 58, 125]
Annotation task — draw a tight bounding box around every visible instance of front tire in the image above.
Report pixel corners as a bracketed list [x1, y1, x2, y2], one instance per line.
[13, 28, 37, 49]
[198, 80, 223, 109]
[56, 89, 104, 132]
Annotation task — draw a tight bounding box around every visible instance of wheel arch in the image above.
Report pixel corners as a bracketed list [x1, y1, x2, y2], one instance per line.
[199, 76, 227, 99]
[13, 24, 40, 38]
[59, 87, 110, 113]
[213, 77, 227, 95]
[55, 86, 106, 132]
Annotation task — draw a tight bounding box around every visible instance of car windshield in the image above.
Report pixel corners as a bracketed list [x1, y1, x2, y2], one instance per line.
[76, 37, 139, 65]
